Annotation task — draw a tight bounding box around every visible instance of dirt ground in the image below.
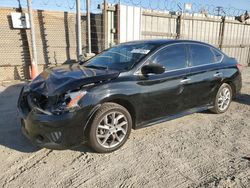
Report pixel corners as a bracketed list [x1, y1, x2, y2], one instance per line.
[0, 68, 250, 188]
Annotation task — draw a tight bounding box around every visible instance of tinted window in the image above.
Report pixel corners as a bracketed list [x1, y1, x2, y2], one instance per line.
[211, 48, 223, 62]
[150, 44, 187, 71]
[189, 44, 218, 66]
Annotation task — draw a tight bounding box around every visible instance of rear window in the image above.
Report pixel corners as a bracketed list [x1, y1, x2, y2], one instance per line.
[189, 44, 221, 66]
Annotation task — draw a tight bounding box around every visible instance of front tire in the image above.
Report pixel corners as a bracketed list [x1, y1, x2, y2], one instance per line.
[89, 102, 132, 153]
[210, 83, 232, 114]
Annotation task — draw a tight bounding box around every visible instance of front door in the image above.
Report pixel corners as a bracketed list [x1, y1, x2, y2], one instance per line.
[136, 44, 190, 124]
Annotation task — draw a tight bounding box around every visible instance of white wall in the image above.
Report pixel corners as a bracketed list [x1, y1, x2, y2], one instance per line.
[119, 4, 141, 43]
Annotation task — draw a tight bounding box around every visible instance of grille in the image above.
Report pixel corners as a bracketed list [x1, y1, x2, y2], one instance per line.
[30, 92, 48, 109]
[49, 131, 62, 143]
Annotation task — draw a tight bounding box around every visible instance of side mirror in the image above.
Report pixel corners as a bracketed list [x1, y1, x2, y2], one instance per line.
[141, 63, 165, 75]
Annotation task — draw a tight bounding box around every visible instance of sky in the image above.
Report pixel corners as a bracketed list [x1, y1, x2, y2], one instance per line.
[0, 0, 249, 14]
[183, 0, 249, 9]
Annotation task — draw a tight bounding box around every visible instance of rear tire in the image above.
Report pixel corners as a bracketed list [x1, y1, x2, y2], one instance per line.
[210, 83, 232, 114]
[88, 102, 132, 153]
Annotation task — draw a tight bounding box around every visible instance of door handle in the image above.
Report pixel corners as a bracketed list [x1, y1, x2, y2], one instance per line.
[180, 78, 191, 83]
[214, 72, 223, 77]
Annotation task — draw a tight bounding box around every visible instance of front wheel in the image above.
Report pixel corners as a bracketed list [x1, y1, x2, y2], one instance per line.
[88, 103, 132, 153]
[210, 83, 232, 114]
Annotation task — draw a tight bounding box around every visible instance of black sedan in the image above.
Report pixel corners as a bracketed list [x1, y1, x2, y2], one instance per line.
[18, 40, 242, 153]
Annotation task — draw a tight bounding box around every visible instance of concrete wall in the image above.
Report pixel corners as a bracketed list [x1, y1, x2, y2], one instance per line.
[119, 5, 141, 42]
[140, 9, 250, 66]
[119, 5, 250, 66]
[141, 10, 177, 40]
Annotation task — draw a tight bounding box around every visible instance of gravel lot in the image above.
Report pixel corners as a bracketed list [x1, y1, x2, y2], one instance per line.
[0, 68, 250, 188]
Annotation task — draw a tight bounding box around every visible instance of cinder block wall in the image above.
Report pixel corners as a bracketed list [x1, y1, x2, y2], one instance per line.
[0, 8, 88, 81]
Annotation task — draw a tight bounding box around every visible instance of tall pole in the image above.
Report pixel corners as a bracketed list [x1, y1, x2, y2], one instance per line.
[76, 0, 82, 59]
[86, 0, 92, 54]
[216, 6, 223, 16]
[103, 0, 108, 49]
[27, 0, 38, 79]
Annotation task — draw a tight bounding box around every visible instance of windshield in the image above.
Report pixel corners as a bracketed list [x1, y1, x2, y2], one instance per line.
[83, 43, 160, 71]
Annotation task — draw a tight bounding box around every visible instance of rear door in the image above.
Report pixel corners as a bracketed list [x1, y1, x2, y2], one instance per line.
[185, 43, 224, 108]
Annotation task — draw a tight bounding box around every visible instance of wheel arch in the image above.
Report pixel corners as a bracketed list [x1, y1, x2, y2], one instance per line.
[223, 80, 236, 98]
[103, 98, 137, 129]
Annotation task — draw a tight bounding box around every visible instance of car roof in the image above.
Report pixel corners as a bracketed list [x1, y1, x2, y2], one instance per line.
[122, 39, 215, 48]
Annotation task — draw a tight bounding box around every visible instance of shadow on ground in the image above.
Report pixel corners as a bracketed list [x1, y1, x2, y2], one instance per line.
[235, 94, 250, 105]
[0, 83, 39, 153]
[201, 93, 250, 115]
[71, 144, 94, 153]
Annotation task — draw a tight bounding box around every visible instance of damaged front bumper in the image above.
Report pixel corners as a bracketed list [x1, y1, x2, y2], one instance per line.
[17, 87, 89, 149]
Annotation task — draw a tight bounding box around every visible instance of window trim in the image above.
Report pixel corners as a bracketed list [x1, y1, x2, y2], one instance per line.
[187, 43, 224, 68]
[210, 47, 224, 63]
[134, 42, 224, 75]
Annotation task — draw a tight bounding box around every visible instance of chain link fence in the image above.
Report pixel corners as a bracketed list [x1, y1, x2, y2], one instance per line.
[0, 0, 249, 80]
[0, 0, 105, 80]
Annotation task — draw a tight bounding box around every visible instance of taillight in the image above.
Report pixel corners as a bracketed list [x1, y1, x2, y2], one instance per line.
[236, 63, 243, 73]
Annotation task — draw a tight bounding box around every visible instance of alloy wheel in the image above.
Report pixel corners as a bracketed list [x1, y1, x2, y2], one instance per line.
[218, 87, 231, 111]
[96, 111, 128, 148]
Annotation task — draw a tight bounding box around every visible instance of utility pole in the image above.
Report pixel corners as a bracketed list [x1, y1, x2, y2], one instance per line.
[76, 0, 82, 59]
[103, 0, 108, 49]
[86, 0, 92, 54]
[27, 0, 38, 79]
[216, 6, 223, 16]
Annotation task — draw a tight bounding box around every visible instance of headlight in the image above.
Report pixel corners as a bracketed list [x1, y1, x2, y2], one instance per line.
[65, 91, 87, 109]
[52, 90, 87, 114]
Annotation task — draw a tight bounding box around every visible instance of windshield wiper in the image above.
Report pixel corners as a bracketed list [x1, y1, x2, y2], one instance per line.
[84, 65, 108, 70]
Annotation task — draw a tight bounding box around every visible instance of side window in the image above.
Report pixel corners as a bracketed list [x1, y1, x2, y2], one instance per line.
[150, 44, 187, 71]
[211, 48, 223, 62]
[189, 44, 217, 66]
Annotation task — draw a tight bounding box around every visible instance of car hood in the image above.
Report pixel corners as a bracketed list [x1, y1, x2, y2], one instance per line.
[29, 64, 120, 96]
